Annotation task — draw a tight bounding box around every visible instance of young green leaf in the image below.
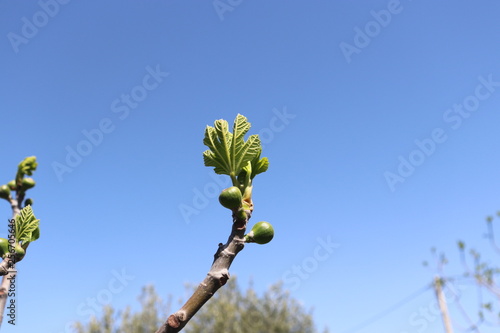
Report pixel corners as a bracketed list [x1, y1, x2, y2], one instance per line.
[16, 156, 38, 184]
[14, 205, 40, 246]
[249, 150, 269, 179]
[203, 114, 262, 178]
[240, 150, 269, 183]
[203, 119, 232, 175]
[17, 156, 38, 177]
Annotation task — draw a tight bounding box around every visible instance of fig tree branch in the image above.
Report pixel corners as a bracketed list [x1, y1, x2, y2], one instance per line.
[0, 198, 20, 326]
[0, 156, 40, 328]
[155, 115, 272, 333]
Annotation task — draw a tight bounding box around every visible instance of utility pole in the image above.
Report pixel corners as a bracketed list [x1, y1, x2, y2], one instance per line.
[434, 276, 454, 333]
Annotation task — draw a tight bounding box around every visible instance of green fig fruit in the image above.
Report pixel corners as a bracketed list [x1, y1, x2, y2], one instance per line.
[21, 177, 36, 191]
[7, 180, 16, 191]
[24, 198, 33, 206]
[219, 186, 243, 210]
[245, 221, 274, 244]
[0, 185, 11, 200]
[14, 244, 25, 262]
[0, 238, 10, 257]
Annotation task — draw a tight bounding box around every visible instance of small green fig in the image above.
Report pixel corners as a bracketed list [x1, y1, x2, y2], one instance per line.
[21, 177, 36, 191]
[25, 198, 33, 206]
[0, 185, 11, 200]
[14, 244, 25, 262]
[7, 180, 16, 191]
[219, 186, 242, 210]
[0, 238, 9, 257]
[245, 221, 274, 244]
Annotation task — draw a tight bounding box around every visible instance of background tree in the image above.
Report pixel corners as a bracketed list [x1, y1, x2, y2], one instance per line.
[423, 212, 500, 331]
[74, 285, 171, 333]
[73, 277, 328, 333]
[185, 278, 322, 333]
[455, 214, 500, 328]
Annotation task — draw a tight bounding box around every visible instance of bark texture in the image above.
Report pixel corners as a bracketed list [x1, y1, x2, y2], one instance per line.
[155, 214, 248, 333]
[0, 199, 20, 326]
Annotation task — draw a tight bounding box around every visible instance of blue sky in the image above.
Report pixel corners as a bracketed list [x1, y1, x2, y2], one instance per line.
[2, 1, 500, 332]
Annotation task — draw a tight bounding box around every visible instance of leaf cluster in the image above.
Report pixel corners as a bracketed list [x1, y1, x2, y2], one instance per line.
[203, 114, 268, 192]
[16, 156, 37, 183]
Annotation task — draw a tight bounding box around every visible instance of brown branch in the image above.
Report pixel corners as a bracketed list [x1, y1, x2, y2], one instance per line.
[0, 198, 21, 326]
[155, 212, 249, 333]
[0, 257, 15, 276]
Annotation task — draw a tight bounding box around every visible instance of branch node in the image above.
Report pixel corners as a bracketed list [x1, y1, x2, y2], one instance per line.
[234, 220, 246, 230]
[167, 314, 180, 328]
[220, 272, 229, 286]
[220, 248, 235, 257]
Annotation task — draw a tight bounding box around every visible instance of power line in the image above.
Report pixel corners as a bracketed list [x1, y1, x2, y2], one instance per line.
[338, 284, 432, 333]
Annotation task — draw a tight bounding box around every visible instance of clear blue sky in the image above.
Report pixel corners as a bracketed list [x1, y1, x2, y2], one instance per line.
[2, 1, 500, 332]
